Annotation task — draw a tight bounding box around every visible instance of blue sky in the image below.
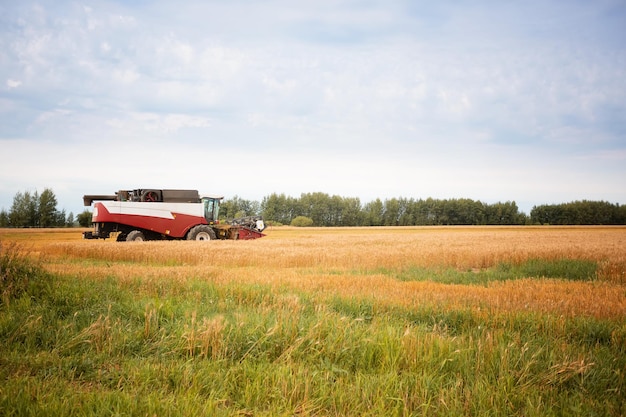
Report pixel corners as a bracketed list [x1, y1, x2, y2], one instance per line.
[1, 0, 625, 217]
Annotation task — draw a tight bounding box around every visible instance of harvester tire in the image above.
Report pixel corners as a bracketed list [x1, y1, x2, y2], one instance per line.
[126, 230, 146, 241]
[187, 225, 216, 241]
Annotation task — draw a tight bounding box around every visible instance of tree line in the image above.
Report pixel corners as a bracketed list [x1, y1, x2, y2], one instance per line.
[222, 192, 626, 226]
[2, 189, 625, 228]
[530, 200, 626, 225]
[0, 189, 87, 228]
[222, 193, 527, 226]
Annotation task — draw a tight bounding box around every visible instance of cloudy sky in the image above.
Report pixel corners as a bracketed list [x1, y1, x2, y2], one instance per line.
[1, 0, 625, 216]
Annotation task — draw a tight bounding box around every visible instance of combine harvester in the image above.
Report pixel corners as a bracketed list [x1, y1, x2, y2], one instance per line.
[82, 188, 265, 241]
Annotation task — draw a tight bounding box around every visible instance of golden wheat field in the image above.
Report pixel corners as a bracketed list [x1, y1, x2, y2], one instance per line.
[3, 226, 625, 320]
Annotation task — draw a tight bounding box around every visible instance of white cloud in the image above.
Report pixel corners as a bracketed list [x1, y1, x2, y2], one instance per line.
[105, 112, 211, 134]
[6, 79, 22, 89]
[112, 68, 140, 84]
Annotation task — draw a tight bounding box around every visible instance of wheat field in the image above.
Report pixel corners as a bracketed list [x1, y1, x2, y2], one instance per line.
[1, 226, 625, 416]
[20, 226, 624, 320]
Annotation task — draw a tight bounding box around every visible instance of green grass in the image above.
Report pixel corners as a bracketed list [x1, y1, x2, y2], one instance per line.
[392, 258, 598, 285]
[0, 245, 624, 416]
[1, 241, 50, 305]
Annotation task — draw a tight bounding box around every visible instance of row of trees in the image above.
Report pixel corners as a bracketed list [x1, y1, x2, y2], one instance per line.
[530, 200, 626, 225]
[0, 189, 84, 228]
[224, 192, 530, 226]
[3, 189, 625, 228]
[223, 193, 626, 226]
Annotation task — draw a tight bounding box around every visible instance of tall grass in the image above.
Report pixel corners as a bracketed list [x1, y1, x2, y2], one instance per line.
[0, 241, 48, 305]
[1, 272, 624, 416]
[1, 227, 625, 415]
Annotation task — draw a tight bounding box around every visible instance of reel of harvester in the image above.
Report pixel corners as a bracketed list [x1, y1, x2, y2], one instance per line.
[229, 216, 266, 239]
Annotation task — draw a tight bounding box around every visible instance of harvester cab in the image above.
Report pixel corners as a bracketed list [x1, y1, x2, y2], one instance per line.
[202, 196, 222, 223]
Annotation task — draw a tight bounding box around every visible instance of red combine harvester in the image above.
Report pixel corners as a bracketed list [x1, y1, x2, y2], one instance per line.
[82, 189, 265, 241]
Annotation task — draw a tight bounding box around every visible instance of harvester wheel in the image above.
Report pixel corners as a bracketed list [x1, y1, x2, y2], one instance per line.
[187, 225, 216, 241]
[126, 230, 146, 241]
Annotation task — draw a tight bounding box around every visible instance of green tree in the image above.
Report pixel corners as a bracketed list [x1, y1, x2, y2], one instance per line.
[485, 201, 524, 225]
[56, 209, 67, 227]
[9, 191, 38, 227]
[531, 201, 624, 225]
[77, 210, 93, 227]
[4, 188, 69, 228]
[420, 198, 442, 225]
[341, 197, 363, 226]
[0, 209, 8, 227]
[363, 199, 384, 226]
[382, 198, 400, 226]
[618, 204, 626, 224]
[396, 197, 415, 226]
[299, 192, 331, 226]
[327, 195, 344, 226]
[261, 193, 297, 225]
[38, 188, 58, 227]
[412, 199, 429, 225]
[66, 212, 75, 227]
[221, 195, 260, 219]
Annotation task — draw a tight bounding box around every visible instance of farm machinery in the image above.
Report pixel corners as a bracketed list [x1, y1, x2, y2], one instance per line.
[82, 188, 266, 241]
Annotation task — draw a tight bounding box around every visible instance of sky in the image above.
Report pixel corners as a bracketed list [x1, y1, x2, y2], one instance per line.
[1, 0, 625, 217]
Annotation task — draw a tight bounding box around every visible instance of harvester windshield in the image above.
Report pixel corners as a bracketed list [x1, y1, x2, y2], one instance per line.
[203, 197, 221, 223]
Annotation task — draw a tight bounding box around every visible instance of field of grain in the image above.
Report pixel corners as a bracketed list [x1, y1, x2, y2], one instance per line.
[1, 226, 625, 416]
[27, 226, 626, 317]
